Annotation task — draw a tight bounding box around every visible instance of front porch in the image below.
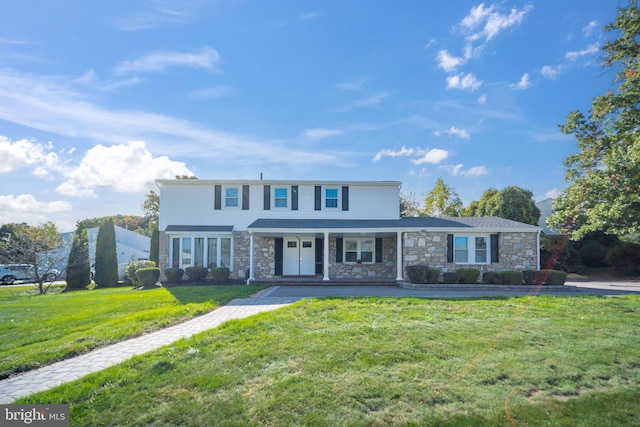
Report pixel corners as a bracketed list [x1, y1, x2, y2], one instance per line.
[250, 276, 399, 286]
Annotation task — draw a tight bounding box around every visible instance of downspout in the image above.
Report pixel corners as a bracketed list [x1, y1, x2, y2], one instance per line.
[536, 230, 541, 271]
[247, 231, 255, 285]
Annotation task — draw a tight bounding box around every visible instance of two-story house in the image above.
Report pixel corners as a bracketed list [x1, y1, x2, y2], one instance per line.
[157, 179, 540, 283]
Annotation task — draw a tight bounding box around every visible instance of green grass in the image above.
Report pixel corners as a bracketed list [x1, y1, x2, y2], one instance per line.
[0, 284, 268, 378]
[20, 295, 640, 426]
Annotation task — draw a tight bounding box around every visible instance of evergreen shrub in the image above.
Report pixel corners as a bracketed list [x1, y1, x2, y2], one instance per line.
[523, 270, 545, 285]
[443, 272, 458, 284]
[185, 267, 208, 281]
[456, 268, 480, 284]
[499, 271, 523, 285]
[405, 265, 429, 284]
[164, 268, 184, 283]
[211, 267, 230, 282]
[126, 260, 156, 286]
[482, 271, 500, 284]
[544, 270, 568, 285]
[605, 243, 640, 276]
[135, 268, 160, 287]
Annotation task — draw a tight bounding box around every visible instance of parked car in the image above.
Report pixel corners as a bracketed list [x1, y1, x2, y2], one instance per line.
[0, 264, 60, 285]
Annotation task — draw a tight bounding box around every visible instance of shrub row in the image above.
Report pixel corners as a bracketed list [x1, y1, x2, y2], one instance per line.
[405, 265, 567, 286]
[163, 266, 231, 283]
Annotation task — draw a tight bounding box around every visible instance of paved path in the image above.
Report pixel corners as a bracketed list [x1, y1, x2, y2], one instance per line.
[0, 297, 300, 404]
[1, 281, 638, 404]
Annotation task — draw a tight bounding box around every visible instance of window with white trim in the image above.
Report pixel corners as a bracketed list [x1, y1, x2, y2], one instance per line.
[225, 187, 238, 207]
[274, 188, 288, 208]
[170, 236, 233, 270]
[325, 188, 338, 208]
[454, 235, 490, 264]
[344, 238, 374, 264]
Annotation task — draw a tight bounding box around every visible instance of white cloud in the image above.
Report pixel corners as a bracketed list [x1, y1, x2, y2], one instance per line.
[57, 141, 194, 197]
[411, 148, 449, 165]
[460, 4, 533, 43]
[435, 127, 470, 139]
[373, 145, 415, 162]
[113, 5, 191, 31]
[511, 73, 531, 90]
[477, 94, 487, 104]
[582, 20, 598, 37]
[0, 194, 73, 225]
[541, 65, 560, 79]
[437, 50, 465, 72]
[303, 128, 343, 140]
[450, 163, 488, 177]
[0, 136, 61, 175]
[0, 70, 342, 168]
[565, 42, 599, 61]
[336, 79, 368, 91]
[446, 73, 482, 91]
[298, 12, 320, 21]
[115, 47, 220, 74]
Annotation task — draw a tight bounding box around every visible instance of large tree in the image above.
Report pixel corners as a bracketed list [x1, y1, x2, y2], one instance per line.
[94, 218, 118, 288]
[0, 222, 64, 294]
[423, 178, 463, 217]
[464, 186, 540, 226]
[548, 1, 640, 239]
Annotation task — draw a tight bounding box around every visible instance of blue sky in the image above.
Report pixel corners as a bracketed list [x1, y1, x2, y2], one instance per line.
[0, 0, 619, 231]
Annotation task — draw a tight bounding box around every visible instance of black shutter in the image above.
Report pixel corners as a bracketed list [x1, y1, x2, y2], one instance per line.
[315, 238, 323, 274]
[242, 185, 250, 210]
[491, 234, 499, 263]
[275, 238, 283, 276]
[336, 237, 343, 263]
[263, 185, 271, 210]
[292, 186, 298, 211]
[447, 234, 454, 263]
[342, 186, 349, 211]
[375, 238, 383, 263]
[315, 186, 321, 211]
[214, 185, 221, 210]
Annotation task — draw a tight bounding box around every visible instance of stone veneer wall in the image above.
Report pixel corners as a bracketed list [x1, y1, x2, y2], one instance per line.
[158, 231, 169, 281]
[402, 231, 538, 278]
[329, 237, 396, 280]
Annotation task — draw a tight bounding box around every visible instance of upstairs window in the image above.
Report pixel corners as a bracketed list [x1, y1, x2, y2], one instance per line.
[225, 187, 238, 207]
[325, 188, 338, 208]
[275, 188, 288, 208]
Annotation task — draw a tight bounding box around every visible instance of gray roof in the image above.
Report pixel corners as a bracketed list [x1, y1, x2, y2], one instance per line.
[165, 225, 233, 232]
[249, 217, 539, 231]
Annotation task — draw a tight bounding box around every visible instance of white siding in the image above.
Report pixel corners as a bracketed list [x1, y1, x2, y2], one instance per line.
[159, 181, 400, 231]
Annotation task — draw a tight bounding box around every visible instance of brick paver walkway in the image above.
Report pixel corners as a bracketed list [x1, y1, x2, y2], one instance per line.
[0, 297, 300, 404]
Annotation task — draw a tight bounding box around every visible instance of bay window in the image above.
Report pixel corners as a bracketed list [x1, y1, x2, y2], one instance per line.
[170, 235, 232, 270]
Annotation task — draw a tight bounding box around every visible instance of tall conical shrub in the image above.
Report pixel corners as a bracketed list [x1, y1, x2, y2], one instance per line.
[149, 225, 159, 265]
[66, 223, 91, 289]
[95, 218, 118, 287]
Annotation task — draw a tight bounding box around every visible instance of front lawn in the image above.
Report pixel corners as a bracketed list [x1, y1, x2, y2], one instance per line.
[21, 295, 640, 426]
[0, 284, 268, 378]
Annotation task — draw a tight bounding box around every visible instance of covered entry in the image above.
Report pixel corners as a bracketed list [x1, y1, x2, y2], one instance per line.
[283, 237, 316, 275]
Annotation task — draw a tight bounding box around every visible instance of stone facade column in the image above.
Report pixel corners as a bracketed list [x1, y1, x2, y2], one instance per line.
[248, 232, 255, 283]
[396, 231, 403, 281]
[323, 231, 330, 280]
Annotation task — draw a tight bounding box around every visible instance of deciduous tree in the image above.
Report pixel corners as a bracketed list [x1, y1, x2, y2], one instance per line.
[548, 1, 640, 239]
[423, 178, 463, 217]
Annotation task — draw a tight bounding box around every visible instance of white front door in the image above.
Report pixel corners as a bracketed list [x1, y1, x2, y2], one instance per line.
[283, 238, 315, 275]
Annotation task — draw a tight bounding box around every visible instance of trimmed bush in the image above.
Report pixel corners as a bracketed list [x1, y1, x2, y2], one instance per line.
[427, 268, 441, 284]
[406, 265, 430, 284]
[544, 270, 567, 285]
[164, 268, 184, 283]
[443, 272, 458, 284]
[126, 260, 156, 286]
[135, 267, 160, 287]
[211, 267, 230, 282]
[457, 268, 480, 284]
[578, 240, 609, 267]
[523, 270, 545, 285]
[185, 267, 208, 281]
[605, 242, 640, 276]
[482, 271, 500, 284]
[500, 271, 523, 285]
